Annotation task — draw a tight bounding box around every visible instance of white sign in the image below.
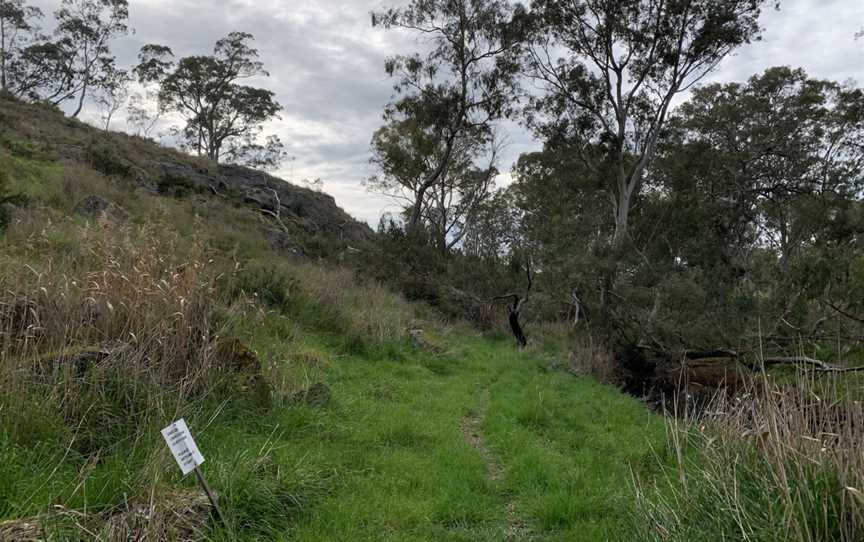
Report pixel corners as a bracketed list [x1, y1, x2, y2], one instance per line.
[161, 419, 205, 475]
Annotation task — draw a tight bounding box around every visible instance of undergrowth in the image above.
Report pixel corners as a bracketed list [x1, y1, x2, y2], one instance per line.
[633, 372, 864, 541]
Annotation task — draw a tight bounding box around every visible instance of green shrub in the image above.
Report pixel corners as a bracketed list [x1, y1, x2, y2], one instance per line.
[86, 140, 132, 177]
[0, 169, 28, 229]
[157, 172, 199, 198]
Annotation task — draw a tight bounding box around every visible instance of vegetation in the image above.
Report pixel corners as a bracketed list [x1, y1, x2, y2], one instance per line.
[0, 0, 129, 113]
[0, 93, 664, 539]
[135, 33, 285, 165]
[0, 0, 862, 539]
[633, 373, 864, 541]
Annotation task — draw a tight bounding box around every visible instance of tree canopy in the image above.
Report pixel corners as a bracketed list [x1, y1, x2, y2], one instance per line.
[138, 32, 283, 165]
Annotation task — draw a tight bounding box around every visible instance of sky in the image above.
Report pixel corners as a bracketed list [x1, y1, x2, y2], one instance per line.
[32, 0, 864, 224]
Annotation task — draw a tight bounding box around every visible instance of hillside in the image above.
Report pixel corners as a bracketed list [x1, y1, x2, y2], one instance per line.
[0, 94, 372, 257]
[0, 94, 672, 540]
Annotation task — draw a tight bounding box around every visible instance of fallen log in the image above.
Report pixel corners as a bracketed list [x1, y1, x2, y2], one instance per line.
[684, 349, 740, 360]
[761, 356, 864, 373]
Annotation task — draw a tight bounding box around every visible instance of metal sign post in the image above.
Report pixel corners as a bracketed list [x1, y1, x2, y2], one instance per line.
[161, 419, 224, 523]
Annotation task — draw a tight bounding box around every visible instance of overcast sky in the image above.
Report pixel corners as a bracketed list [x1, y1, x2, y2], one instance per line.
[35, 0, 864, 224]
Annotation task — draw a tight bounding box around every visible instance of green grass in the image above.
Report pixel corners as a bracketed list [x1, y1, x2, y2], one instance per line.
[197, 322, 663, 541]
[0, 92, 665, 540]
[0, 314, 664, 541]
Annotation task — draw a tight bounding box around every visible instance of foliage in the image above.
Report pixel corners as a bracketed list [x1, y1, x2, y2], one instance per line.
[140, 32, 284, 165]
[0, 166, 26, 228]
[93, 66, 130, 130]
[368, 120, 501, 252]
[52, 0, 130, 116]
[371, 0, 523, 233]
[0, 0, 129, 114]
[0, 0, 43, 92]
[523, 0, 768, 248]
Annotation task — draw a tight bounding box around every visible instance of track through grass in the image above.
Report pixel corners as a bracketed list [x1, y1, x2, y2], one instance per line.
[203, 330, 665, 541]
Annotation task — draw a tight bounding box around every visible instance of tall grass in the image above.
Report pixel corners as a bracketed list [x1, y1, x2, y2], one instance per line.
[229, 259, 424, 346]
[633, 371, 864, 541]
[0, 216, 232, 454]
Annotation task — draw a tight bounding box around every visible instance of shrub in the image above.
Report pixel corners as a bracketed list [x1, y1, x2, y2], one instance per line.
[86, 140, 133, 178]
[0, 169, 27, 230]
[226, 258, 423, 346]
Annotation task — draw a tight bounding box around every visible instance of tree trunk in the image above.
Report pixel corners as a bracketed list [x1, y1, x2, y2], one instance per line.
[72, 78, 88, 118]
[612, 183, 633, 250]
[408, 135, 457, 232]
[509, 308, 527, 348]
[408, 185, 430, 232]
[599, 178, 636, 331]
[1, 20, 7, 91]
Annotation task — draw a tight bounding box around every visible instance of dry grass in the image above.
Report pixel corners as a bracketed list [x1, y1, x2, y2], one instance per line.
[289, 262, 421, 343]
[633, 371, 864, 541]
[525, 322, 620, 384]
[0, 214, 235, 448]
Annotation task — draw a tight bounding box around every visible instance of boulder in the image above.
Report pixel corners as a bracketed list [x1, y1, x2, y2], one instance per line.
[73, 195, 127, 221]
[264, 228, 303, 255]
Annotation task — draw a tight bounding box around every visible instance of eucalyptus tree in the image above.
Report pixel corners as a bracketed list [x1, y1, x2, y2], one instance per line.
[127, 44, 174, 137]
[523, 0, 769, 248]
[94, 65, 129, 130]
[0, 0, 71, 102]
[54, 0, 129, 117]
[653, 67, 864, 338]
[139, 33, 283, 164]
[522, 0, 769, 321]
[0, 0, 41, 91]
[371, 0, 525, 232]
[367, 118, 500, 253]
[424, 139, 500, 253]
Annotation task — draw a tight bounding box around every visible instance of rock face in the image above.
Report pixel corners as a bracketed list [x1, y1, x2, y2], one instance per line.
[151, 161, 373, 245]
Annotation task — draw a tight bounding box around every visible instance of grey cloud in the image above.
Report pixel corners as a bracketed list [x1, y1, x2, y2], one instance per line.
[28, 0, 864, 225]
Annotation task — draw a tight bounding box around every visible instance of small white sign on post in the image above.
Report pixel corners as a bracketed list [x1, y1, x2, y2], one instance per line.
[161, 419, 205, 475]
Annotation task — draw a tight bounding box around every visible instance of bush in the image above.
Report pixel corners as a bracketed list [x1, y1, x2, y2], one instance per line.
[0, 169, 27, 230]
[226, 258, 422, 346]
[86, 140, 133, 177]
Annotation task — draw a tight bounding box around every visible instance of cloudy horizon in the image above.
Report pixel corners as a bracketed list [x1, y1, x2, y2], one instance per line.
[33, 0, 864, 225]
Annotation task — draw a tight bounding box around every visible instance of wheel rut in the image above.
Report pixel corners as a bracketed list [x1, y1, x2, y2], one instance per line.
[462, 389, 536, 540]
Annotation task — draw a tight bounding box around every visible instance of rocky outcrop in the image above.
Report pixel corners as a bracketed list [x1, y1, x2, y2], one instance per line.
[0, 92, 373, 253]
[149, 160, 373, 246]
[73, 195, 128, 221]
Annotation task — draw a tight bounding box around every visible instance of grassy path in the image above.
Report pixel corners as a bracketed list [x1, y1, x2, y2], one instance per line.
[203, 330, 665, 541]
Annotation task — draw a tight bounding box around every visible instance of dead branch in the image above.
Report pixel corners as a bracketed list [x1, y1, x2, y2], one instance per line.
[761, 356, 864, 373]
[490, 259, 532, 348]
[684, 349, 741, 360]
[822, 300, 864, 325]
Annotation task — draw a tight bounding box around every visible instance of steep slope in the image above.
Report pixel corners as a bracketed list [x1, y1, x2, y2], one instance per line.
[0, 92, 372, 254]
